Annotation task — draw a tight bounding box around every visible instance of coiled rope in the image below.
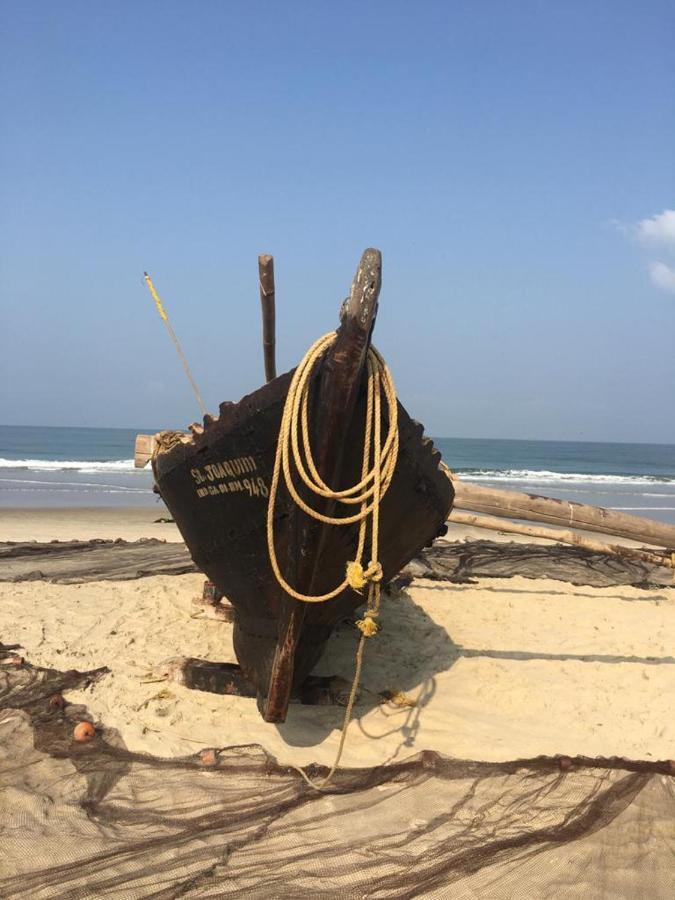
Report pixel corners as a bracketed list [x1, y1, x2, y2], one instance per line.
[266, 330, 399, 788]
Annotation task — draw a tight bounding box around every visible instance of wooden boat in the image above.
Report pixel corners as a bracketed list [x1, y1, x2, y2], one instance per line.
[150, 250, 452, 722]
[141, 248, 675, 725]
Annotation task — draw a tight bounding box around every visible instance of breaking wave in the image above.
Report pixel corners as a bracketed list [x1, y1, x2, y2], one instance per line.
[2, 459, 672, 487]
[456, 469, 675, 486]
[0, 458, 138, 473]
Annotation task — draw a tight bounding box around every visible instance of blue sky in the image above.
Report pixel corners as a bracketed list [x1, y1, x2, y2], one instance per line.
[1, 1, 673, 441]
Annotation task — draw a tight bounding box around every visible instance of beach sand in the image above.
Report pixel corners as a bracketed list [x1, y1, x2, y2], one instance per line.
[1, 508, 673, 769]
[0, 505, 182, 543]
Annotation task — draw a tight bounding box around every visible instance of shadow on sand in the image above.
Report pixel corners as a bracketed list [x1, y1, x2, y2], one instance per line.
[274, 584, 675, 757]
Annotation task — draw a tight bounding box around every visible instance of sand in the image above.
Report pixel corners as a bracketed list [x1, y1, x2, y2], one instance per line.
[1, 508, 673, 770]
[0, 506, 182, 543]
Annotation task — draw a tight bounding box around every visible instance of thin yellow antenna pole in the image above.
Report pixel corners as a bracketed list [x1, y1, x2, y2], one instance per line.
[143, 272, 207, 418]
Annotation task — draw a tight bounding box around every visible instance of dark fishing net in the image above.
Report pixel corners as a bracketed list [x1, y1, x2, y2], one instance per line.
[1, 537, 670, 587]
[0, 539, 196, 584]
[1, 641, 673, 899]
[402, 538, 673, 589]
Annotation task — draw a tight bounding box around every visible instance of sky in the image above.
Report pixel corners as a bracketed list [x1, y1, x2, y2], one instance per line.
[1, 1, 674, 442]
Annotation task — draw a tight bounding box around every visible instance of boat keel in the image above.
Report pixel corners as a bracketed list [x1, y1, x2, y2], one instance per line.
[164, 657, 356, 708]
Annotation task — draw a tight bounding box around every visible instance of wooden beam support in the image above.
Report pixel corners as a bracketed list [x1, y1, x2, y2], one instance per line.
[449, 478, 675, 550]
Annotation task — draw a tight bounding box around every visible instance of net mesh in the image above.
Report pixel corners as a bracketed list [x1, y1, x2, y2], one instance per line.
[401, 537, 672, 589]
[1, 641, 673, 899]
[1, 535, 670, 588]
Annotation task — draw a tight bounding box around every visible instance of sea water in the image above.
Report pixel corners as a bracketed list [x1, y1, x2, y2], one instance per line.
[435, 437, 675, 525]
[1, 425, 674, 524]
[0, 425, 157, 508]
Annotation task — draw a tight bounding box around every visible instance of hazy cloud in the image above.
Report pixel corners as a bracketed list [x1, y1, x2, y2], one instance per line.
[648, 261, 675, 293]
[635, 209, 675, 248]
[619, 209, 675, 294]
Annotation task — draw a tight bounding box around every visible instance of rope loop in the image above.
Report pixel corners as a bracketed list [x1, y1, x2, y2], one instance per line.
[266, 330, 399, 790]
[266, 332, 398, 604]
[365, 561, 383, 583]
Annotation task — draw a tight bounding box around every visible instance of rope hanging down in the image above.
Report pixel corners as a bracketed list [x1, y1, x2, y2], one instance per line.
[266, 330, 400, 789]
[266, 331, 399, 608]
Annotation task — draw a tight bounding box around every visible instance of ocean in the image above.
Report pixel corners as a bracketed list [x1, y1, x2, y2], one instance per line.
[1, 425, 674, 524]
[0, 426, 158, 509]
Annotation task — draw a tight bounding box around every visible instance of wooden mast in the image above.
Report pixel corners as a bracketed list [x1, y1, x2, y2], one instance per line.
[258, 254, 276, 382]
[262, 248, 382, 722]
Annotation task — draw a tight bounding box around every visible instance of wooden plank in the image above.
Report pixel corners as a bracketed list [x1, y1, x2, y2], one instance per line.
[450, 478, 675, 549]
[134, 434, 156, 469]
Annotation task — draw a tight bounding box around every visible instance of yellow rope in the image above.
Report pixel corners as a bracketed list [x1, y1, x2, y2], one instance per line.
[267, 332, 398, 602]
[266, 331, 398, 789]
[143, 272, 208, 418]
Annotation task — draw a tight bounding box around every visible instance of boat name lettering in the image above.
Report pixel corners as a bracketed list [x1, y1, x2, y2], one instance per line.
[195, 476, 269, 500]
[190, 457, 268, 500]
[190, 455, 258, 485]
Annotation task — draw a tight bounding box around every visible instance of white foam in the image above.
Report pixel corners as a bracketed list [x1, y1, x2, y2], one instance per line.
[0, 458, 137, 473]
[610, 506, 675, 511]
[460, 469, 674, 486]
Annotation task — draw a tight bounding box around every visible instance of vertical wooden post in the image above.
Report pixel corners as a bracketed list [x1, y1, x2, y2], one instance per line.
[263, 249, 382, 723]
[258, 254, 276, 382]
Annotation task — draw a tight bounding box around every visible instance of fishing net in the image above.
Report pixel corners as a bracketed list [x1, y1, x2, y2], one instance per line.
[1, 642, 673, 898]
[402, 538, 672, 589]
[1, 535, 671, 587]
[1, 540, 674, 898]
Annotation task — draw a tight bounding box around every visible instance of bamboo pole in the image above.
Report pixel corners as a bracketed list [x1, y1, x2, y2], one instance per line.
[448, 477, 675, 549]
[258, 254, 276, 382]
[448, 510, 675, 571]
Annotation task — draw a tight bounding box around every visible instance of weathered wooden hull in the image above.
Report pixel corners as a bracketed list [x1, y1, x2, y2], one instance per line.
[153, 371, 452, 717]
[151, 248, 452, 722]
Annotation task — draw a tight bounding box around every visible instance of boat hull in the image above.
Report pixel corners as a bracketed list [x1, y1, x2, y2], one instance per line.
[153, 370, 453, 713]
